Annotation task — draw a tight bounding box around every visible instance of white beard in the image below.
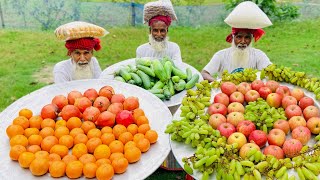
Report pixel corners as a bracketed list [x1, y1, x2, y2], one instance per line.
[71, 59, 94, 80]
[148, 34, 169, 52]
[231, 40, 252, 68]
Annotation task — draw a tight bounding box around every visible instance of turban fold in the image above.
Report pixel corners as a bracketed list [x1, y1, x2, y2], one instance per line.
[226, 28, 265, 43]
[65, 37, 101, 55]
[148, 15, 172, 26]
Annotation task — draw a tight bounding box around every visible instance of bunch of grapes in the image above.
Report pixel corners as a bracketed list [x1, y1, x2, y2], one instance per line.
[221, 68, 258, 85]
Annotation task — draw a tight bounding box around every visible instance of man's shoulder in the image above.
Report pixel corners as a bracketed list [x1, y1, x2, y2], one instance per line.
[213, 47, 232, 56]
[54, 59, 71, 70]
[137, 43, 150, 50]
[250, 48, 267, 55]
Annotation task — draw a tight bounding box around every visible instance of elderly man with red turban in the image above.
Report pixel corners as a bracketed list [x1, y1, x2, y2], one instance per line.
[136, 15, 182, 63]
[201, 28, 272, 82]
[53, 37, 102, 83]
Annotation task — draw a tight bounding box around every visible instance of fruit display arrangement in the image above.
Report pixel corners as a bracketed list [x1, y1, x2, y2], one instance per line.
[166, 67, 320, 180]
[6, 85, 159, 179]
[113, 58, 200, 100]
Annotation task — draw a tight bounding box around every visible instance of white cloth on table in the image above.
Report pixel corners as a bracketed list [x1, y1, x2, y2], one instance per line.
[136, 41, 182, 63]
[53, 57, 102, 84]
[203, 47, 271, 76]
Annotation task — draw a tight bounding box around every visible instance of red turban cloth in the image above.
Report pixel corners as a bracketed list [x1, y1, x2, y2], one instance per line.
[148, 15, 172, 26]
[65, 37, 101, 55]
[226, 28, 265, 43]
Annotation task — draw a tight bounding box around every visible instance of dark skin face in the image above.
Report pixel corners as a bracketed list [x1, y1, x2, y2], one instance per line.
[149, 21, 168, 42]
[234, 31, 253, 49]
[70, 49, 93, 65]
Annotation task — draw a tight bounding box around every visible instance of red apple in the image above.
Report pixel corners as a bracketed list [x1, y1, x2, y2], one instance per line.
[237, 82, 252, 95]
[285, 104, 302, 119]
[227, 132, 247, 149]
[290, 88, 304, 101]
[226, 112, 245, 127]
[303, 105, 320, 121]
[267, 128, 286, 147]
[282, 139, 303, 158]
[236, 120, 256, 138]
[207, 103, 227, 116]
[245, 90, 260, 103]
[258, 86, 272, 100]
[251, 80, 265, 91]
[306, 117, 320, 134]
[248, 130, 268, 148]
[281, 96, 297, 109]
[227, 102, 245, 114]
[275, 86, 291, 97]
[229, 91, 245, 104]
[273, 120, 290, 134]
[239, 143, 260, 159]
[266, 93, 282, 108]
[299, 97, 314, 110]
[291, 126, 311, 145]
[263, 145, 284, 159]
[208, 114, 227, 129]
[265, 80, 280, 93]
[220, 82, 237, 96]
[288, 116, 307, 131]
[217, 123, 236, 138]
[214, 93, 230, 107]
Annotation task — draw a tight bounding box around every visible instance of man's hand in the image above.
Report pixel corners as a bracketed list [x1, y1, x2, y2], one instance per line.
[201, 70, 215, 82]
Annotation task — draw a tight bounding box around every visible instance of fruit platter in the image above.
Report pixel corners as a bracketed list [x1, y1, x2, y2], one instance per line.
[0, 79, 172, 180]
[99, 57, 203, 107]
[166, 65, 320, 180]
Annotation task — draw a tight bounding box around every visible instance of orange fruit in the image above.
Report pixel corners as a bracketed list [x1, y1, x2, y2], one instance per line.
[133, 133, 145, 144]
[41, 136, 58, 152]
[54, 126, 69, 139]
[29, 158, 49, 176]
[66, 117, 82, 130]
[118, 132, 133, 145]
[28, 134, 43, 146]
[66, 160, 83, 179]
[10, 134, 28, 147]
[109, 152, 124, 162]
[136, 138, 150, 153]
[24, 128, 39, 138]
[124, 141, 136, 152]
[50, 144, 69, 158]
[13, 116, 29, 129]
[41, 118, 55, 129]
[144, 130, 158, 144]
[19, 108, 33, 119]
[96, 163, 114, 180]
[111, 157, 128, 174]
[34, 151, 49, 160]
[69, 128, 84, 138]
[136, 116, 149, 126]
[127, 124, 138, 135]
[39, 127, 54, 138]
[72, 143, 88, 159]
[55, 119, 67, 129]
[81, 121, 96, 134]
[109, 140, 124, 153]
[133, 108, 145, 122]
[59, 134, 74, 149]
[86, 137, 102, 153]
[29, 115, 43, 129]
[79, 153, 96, 164]
[74, 133, 88, 144]
[49, 160, 66, 178]
[113, 124, 127, 139]
[27, 145, 41, 153]
[100, 133, 115, 146]
[49, 153, 61, 162]
[94, 144, 111, 160]
[83, 162, 98, 178]
[96, 158, 111, 167]
[138, 124, 151, 135]
[87, 128, 102, 139]
[10, 145, 26, 160]
[6, 124, 24, 139]
[101, 126, 113, 134]
[124, 147, 141, 163]
[62, 154, 78, 164]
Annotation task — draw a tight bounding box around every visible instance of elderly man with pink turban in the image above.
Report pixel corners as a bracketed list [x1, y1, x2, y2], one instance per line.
[136, 15, 182, 63]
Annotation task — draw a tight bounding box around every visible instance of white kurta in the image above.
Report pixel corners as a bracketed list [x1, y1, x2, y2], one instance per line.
[203, 47, 272, 75]
[53, 57, 102, 84]
[136, 41, 182, 63]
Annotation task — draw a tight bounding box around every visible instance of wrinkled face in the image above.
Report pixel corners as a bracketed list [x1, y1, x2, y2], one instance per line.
[150, 21, 168, 42]
[234, 31, 252, 50]
[70, 49, 93, 65]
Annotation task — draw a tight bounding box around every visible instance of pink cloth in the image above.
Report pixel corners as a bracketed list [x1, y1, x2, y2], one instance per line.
[148, 15, 172, 26]
[226, 28, 265, 43]
[65, 37, 101, 55]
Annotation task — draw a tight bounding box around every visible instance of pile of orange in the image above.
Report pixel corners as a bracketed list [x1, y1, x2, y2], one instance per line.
[6, 99, 158, 179]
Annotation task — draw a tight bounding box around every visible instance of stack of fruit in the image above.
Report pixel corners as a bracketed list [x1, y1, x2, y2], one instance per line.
[114, 58, 200, 100]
